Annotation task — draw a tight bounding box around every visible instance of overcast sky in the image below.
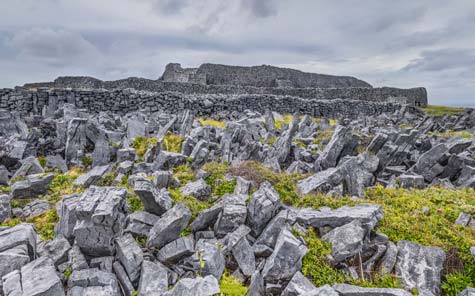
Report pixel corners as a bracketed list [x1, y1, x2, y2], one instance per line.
[1, 0, 474, 106]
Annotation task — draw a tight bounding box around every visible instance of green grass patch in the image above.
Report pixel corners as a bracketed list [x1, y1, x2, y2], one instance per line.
[423, 105, 466, 117]
[430, 130, 473, 139]
[0, 185, 11, 194]
[163, 132, 185, 153]
[27, 208, 58, 240]
[198, 118, 226, 129]
[172, 164, 195, 186]
[219, 274, 247, 296]
[274, 114, 294, 130]
[131, 136, 159, 158]
[169, 188, 212, 219]
[37, 156, 47, 168]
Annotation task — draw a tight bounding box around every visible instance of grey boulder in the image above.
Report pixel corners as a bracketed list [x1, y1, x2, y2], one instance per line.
[147, 203, 191, 249]
[11, 173, 54, 199]
[322, 220, 366, 263]
[134, 178, 173, 216]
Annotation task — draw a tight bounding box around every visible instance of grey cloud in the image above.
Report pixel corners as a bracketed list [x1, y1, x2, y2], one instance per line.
[150, 0, 189, 14]
[241, 0, 278, 18]
[6, 27, 99, 66]
[403, 49, 475, 72]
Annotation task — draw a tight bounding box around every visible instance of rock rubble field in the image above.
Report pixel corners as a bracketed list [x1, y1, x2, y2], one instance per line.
[0, 100, 475, 295]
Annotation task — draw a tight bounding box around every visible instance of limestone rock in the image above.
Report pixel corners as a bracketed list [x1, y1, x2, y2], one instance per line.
[134, 178, 173, 216]
[11, 173, 54, 199]
[322, 220, 366, 262]
[147, 203, 191, 249]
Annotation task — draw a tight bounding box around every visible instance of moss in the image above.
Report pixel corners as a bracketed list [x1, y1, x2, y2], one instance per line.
[11, 175, 26, 184]
[47, 171, 84, 202]
[63, 266, 72, 278]
[27, 209, 58, 240]
[213, 179, 236, 197]
[81, 155, 92, 168]
[430, 130, 473, 139]
[163, 132, 185, 153]
[37, 156, 47, 168]
[169, 189, 212, 219]
[312, 128, 335, 148]
[423, 105, 466, 117]
[131, 136, 159, 158]
[274, 114, 294, 130]
[97, 172, 116, 187]
[301, 228, 346, 286]
[0, 218, 21, 227]
[127, 193, 144, 213]
[293, 139, 307, 148]
[172, 164, 195, 186]
[10, 199, 32, 209]
[219, 274, 247, 296]
[198, 118, 226, 129]
[0, 185, 11, 194]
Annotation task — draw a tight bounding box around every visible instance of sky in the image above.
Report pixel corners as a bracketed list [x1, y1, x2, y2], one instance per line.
[0, 0, 474, 107]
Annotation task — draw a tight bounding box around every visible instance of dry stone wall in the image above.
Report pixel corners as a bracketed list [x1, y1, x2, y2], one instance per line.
[0, 88, 414, 118]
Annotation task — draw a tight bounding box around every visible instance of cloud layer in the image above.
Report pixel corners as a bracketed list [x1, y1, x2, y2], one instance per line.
[0, 0, 474, 106]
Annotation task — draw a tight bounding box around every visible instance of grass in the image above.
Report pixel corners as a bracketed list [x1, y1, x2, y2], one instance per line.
[274, 114, 294, 130]
[423, 105, 466, 117]
[312, 128, 335, 148]
[430, 130, 473, 139]
[0, 185, 11, 194]
[169, 188, 212, 218]
[131, 136, 159, 158]
[37, 156, 47, 167]
[27, 209, 58, 240]
[293, 185, 475, 295]
[198, 118, 226, 129]
[173, 164, 195, 186]
[219, 274, 247, 296]
[202, 162, 236, 197]
[163, 132, 185, 153]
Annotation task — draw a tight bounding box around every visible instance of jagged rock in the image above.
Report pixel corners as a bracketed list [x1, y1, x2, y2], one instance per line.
[459, 287, 475, 296]
[333, 283, 411, 296]
[248, 271, 265, 296]
[398, 174, 425, 189]
[154, 151, 186, 170]
[67, 268, 120, 295]
[232, 237, 255, 276]
[68, 244, 89, 271]
[396, 240, 446, 295]
[55, 193, 80, 240]
[147, 203, 192, 249]
[162, 275, 220, 296]
[262, 229, 308, 282]
[455, 212, 471, 226]
[378, 241, 398, 274]
[117, 148, 136, 162]
[214, 195, 247, 237]
[138, 260, 168, 296]
[134, 178, 173, 215]
[0, 194, 11, 223]
[412, 143, 448, 182]
[196, 239, 225, 280]
[74, 164, 111, 186]
[65, 118, 88, 164]
[125, 116, 147, 146]
[0, 165, 9, 186]
[255, 209, 297, 249]
[90, 257, 114, 273]
[297, 203, 383, 232]
[318, 125, 359, 169]
[339, 156, 375, 197]
[153, 170, 173, 188]
[297, 167, 343, 195]
[73, 186, 129, 256]
[190, 203, 223, 232]
[10, 173, 54, 199]
[322, 220, 366, 262]
[11, 156, 44, 181]
[113, 261, 135, 296]
[180, 179, 211, 201]
[221, 224, 252, 251]
[115, 233, 143, 284]
[282, 271, 330, 296]
[37, 236, 71, 267]
[20, 199, 50, 218]
[45, 155, 68, 173]
[157, 236, 194, 264]
[125, 210, 159, 237]
[92, 134, 111, 167]
[234, 176, 252, 195]
[247, 181, 281, 237]
[2, 257, 64, 296]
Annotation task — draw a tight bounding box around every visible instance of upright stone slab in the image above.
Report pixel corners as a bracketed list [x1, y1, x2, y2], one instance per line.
[246, 181, 281, 237]
[73, 186, 129, 256]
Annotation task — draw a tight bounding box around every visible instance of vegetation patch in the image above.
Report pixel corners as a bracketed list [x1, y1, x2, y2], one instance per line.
[430, 130, 473, 139]
[274, 114, 294, 130]
[169, 188, 212, 218]
[163, 132, 185, 153]
[131, 136, 159, 158]
[27, 208, 58, 241]
[423, 105, 466, 117]
[198, 118, 226, 129]
[219, 274, 248, 296]
[172, 164, 195, 186]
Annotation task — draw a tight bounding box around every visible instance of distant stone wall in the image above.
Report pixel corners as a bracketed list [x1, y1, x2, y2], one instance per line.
[26, 76, 427, 107]
[0, 88, 416, 118]
[194, 63, 372, 88]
